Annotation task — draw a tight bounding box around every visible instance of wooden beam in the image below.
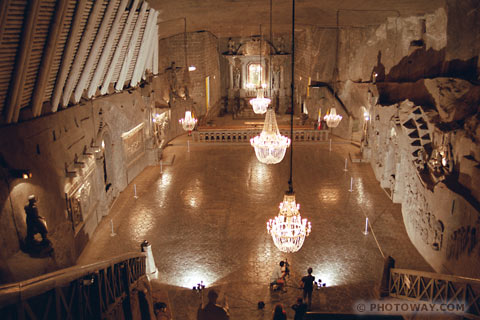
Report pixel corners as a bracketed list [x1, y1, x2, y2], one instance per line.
[0, 0, 10, 47]
[74, 0, 120, 102]
[143, 21, 155, 76]
[101, 0, 140, 95]
[31, 0, 69, 117]
[51, 0, 87, 112]
[61, 0, 104, 107]
[115, 1, 147, 91]
[131, 9, 157, 87]
[4, 0, 41, 123]
[87, 0, 129, 98]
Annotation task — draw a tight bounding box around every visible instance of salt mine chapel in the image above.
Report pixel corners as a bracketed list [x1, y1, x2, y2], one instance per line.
[0, 0, 479, 319]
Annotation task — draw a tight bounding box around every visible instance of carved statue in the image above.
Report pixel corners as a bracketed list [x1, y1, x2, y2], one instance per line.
[24, 195, 49, 246]
[277, 36, 285, 53]
[272, 66, 281, 90]
[228, 37, 236, 54]
[233, 67, 240, 89]
[166, 61, 181, 102]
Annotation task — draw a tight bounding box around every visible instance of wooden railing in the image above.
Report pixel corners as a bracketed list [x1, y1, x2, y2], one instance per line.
[192, 128, 329, 143]
[0, 252, 147, 320]
[389, 268, 480, 318]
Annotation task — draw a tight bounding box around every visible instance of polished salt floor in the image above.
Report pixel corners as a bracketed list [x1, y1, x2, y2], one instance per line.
[78, 133, 432, 319]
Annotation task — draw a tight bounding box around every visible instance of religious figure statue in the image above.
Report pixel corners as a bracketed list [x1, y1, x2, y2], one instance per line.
[166, 61, 181, 102]
[233, 67, 240, 89]
[272, 66, 281, 90]
[24, 195, 49, 246]
[228, 38, 236, 54]
[277, 36, 285, 53]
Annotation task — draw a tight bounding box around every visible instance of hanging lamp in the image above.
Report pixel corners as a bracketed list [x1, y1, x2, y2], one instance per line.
[250, 25, 270, 114]
[267, 0, 311, 253]
[323, 11, 342, 129]
[179, 110, 197, 132]
[324, 107, 342, 128]
[250, 108, 290, 164]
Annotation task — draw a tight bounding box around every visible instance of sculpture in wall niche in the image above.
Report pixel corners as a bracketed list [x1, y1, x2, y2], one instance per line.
[166, 62, 181, 102]
[233, 66, 241, 89]
[447, 220, 480, 260]
[228, 38, 237, 54]
[23, 195, 52, 255]
[277, 36, 285, 53]
[272, 65, 281, 90]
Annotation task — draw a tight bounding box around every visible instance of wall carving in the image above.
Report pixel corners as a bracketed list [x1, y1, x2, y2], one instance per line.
[447, 221, 480, 260]
[66, 165, 97, 235]
[121, 123, 145, 168]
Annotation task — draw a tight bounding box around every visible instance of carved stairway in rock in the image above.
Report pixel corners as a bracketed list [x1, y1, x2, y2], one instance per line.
[0, 253, 152, 319]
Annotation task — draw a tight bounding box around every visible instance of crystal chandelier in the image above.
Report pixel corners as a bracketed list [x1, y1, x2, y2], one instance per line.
[324, 107, 342, 128]
[250, 108, 290, 164]
[267, 192, 311, 253]
[179, 111, 197, 132]
[250, 25, 270, 114]
[250, 88, 271, 114]
[266, 0, 310, 253]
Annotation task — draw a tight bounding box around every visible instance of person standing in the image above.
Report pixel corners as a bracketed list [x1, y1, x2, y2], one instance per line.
[291, 297, 308, 320]
[197, 289, 229, 320]
[300, 267, 315, 310]
[272, 304, 287, 320]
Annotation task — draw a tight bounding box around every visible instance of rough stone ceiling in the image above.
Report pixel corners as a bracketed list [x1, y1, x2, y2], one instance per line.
[150, 0, 446, 39]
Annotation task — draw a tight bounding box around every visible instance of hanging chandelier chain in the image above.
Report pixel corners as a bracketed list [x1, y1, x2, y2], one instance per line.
[289, 0, 295, 193]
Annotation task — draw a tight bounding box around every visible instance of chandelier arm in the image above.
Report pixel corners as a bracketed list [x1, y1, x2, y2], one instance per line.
[289, 0, 295, 194]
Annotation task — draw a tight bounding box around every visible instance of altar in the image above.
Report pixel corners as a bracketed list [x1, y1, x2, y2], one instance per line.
[223, 36, 291, 118]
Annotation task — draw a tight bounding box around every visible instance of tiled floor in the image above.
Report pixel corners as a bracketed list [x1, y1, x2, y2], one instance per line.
[77, 130, 432, 319]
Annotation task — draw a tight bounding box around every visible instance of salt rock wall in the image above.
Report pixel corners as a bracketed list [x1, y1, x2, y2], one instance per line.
[0, 83, 164, 284]
[367, 89, 480, 277]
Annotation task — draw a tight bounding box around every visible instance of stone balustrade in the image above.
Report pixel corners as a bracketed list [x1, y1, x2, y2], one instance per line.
[192, 128, 329, 143]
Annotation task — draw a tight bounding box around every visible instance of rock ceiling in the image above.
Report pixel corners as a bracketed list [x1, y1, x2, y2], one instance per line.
[149, 0, 446, 38]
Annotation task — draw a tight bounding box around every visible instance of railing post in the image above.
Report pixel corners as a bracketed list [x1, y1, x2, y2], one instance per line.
[380, 256, 395, 298]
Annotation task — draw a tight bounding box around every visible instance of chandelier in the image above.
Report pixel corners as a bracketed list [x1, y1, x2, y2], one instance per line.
[267, 192, 311, 253]
[324, 107, 342, 128]
[250, 25, 270, 114]
[250, 88, 271, 114]
[267, 0, 310, 253]
[179, 111, 197, 132]
[250, 108, 290, 164]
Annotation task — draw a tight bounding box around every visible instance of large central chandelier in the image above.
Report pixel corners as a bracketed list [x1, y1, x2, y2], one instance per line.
[266, 0, 310, 253]
[179, 111, 197, 132]
[250, 108, 290, 164]
[324, 107, 342, 128]
[250, 88, 271, 114]
[267, 192, 311, 253]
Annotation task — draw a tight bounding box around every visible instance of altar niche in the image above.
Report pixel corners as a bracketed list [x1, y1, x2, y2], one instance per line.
[223, 36, 290, 118]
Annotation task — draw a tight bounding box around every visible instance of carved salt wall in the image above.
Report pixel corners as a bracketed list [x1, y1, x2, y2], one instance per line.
[368, 98, 480, 277]
[0, 84, 162, 283]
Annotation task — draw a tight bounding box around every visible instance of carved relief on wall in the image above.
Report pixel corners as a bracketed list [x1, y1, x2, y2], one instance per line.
[121, 123, 145, 168]
[66, 167, 97, 234]
[403, 165, 445, 251]
[446, 220, 480, 260]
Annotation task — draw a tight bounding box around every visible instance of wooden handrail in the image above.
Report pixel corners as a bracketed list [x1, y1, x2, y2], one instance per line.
[391, 268, 480, 285]
[0, 252, 146, 307]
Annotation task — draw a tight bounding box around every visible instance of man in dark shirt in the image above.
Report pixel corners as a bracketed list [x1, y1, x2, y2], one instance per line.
[292, 297, 308, 320]
[300, 267, 315, 310]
